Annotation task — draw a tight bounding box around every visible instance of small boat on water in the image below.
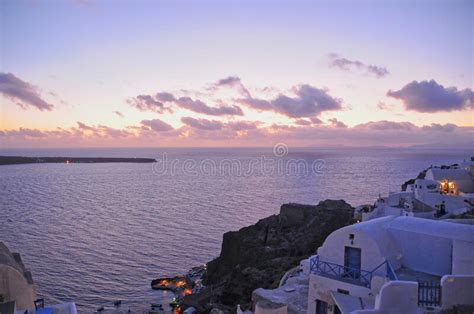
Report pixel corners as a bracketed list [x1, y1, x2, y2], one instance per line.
[151, 303, 163, 308]
[114, 300, 122, 306]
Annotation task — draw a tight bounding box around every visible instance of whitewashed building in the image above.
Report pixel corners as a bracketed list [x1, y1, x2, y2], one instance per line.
[359, 158, 474, 221]
[307, 216, 474, 314]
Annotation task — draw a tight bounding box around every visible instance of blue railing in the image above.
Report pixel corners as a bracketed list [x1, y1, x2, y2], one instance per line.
[386, 260, 398, 281]
[310, 256, 398, 288]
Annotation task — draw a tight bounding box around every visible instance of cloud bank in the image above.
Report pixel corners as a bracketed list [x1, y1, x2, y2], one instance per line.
[2, 120, 472, 149]
[2, 75, 472, 148]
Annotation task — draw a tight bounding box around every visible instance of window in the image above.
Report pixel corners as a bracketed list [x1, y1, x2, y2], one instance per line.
[337, 289, 349, 295]
[315, 299, 327, 314]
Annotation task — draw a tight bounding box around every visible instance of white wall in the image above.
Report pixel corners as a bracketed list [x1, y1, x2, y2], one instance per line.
[0, 265, 37, 310]
[351, 281, 418, 314]
[385, 192, 411, 206]
[420, 193, 469, 212]
[441, 275, 474, 309]
[307, 275, 373, 314]
[316, 227, 387, 275]
[413, 179, 439, 201]
[452, 240, 474, 275]
[308, 219, 404, 314]
[383, 207, 403, 217]
[388, 230, 452, 276]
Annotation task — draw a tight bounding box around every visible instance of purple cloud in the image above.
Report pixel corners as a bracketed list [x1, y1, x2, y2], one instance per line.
[213, 76, 251, 98]
[239, 97, 273, 111]
[239, 84, 342, 118]
[181, 117, 224, 130]
[176, 96, 243, 116]
[216, 76, 241, 86]
[328, 53, 389, 78]
[130, 91, 243, 116]
[128, 95, 172, 113]
[0, 72, 54, 111]
[387, 80, 474, 112]
[141, 119, 174, 132]
[156, 92, 176, 102]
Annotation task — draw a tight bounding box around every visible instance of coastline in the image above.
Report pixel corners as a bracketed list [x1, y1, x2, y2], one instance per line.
[0, 156, 157, 165]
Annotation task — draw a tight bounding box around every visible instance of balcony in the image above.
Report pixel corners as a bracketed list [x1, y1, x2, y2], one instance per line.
[310, 256, 397, 288]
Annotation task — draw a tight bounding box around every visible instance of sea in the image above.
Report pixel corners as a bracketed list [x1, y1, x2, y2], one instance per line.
[0, 147, 472, 312]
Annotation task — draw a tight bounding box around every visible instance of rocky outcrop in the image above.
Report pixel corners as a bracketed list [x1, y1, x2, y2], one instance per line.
[401, 168, 428, 191]
[182, 200, 354, 312]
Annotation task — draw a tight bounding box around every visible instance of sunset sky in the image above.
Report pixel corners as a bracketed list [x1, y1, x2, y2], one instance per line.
[1, 0, 473, 148]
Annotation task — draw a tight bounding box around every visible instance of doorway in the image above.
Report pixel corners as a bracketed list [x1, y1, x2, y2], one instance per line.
[344, 246, 361, 279]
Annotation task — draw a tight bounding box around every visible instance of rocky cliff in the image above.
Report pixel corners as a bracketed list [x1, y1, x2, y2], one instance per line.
[182, 200, 354, 312]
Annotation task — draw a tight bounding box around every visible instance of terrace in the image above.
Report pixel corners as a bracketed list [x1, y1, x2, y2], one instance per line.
[309, 256, 397, 288]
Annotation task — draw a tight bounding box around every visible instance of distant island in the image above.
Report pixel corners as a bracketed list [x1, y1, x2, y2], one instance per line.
[0, 156, 156, 165]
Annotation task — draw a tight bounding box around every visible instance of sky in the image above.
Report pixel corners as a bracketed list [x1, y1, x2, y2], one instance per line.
[0, 0, 473, 148]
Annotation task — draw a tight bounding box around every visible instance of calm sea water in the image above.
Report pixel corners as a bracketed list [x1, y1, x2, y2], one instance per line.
[1, 147, 472, 312]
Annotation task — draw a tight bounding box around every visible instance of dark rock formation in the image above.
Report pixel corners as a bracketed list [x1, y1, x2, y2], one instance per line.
[401, 167, 429, 191]
[182, 200, 354, 312]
